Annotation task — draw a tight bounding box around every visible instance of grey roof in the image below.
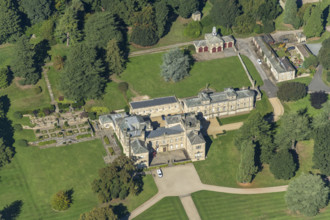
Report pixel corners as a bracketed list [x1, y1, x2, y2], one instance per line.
[130, 96, 178, 109]
[296, 32, 306, 38]
[306, 43, 322, 56]
[147, 124, 184, 139]
[296, 44, 311, 58]
[262, 34, 275, 44]
[131, 139, 148, 154]
[193, 11, 201, 15]
[222, 35, 234, 43]
[194, 40, 207, 47]
[187, 131, 205, 145]
[165, 114, 182, 125]
[99, 114, 112, 124]
[182, 88, 255, 108]
[117, 115, 146, 137]
[254, 36, 295, 74]
[205, 33, 223, 45]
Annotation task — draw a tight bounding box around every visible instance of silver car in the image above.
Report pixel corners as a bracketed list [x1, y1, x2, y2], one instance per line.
[157, 169, 163, 178]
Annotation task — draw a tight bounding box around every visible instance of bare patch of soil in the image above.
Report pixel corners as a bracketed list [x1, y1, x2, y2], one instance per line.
[14, 77, 35, 89]
[237, 182, 254, 187]
[131, 95, 150, 102]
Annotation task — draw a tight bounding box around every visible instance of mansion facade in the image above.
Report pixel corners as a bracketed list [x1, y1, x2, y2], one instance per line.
[193, 27, 235, 53]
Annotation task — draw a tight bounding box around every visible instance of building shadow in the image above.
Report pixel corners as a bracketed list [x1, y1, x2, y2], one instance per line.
[0, 200, 23, 220]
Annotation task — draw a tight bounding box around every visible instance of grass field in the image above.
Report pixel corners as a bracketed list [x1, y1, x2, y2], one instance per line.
[0, 140, 107, 220]
[0, 44, 15, 68]
[241, 55, 264, 86]
[134, 197, 188, 220]
[277, 76, 313, 86]
[194, 131, 316, 188]
[282, 94, 326, 117]
[192, 190, 330, 220]
[120, 54, 251, 98]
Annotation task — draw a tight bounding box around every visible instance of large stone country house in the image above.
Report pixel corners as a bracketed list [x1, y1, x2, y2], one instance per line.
[99, 113, 205, 168]
[193, 27, 235, 53]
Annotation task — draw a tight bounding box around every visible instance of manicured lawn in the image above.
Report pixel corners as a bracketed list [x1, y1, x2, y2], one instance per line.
[218, 113, 250, 125]
[121, 54, 251, 98]
[192, 190, 330, 220]
[134, 197, 188, 220]
[110, 175, 158, 212]
[194, 131, 316, 188]
[322, 69, 330, 86]
[277, 76, 313, 86]
[0, 44, 15, 68]
[241, 55, 264, 86]
[0, 140, 107, 220]
[282, 94, 327, 117]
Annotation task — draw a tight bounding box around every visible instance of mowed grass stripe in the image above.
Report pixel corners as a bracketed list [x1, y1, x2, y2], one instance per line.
[134, 197, 188, 220]
[192, 191, 330, 219]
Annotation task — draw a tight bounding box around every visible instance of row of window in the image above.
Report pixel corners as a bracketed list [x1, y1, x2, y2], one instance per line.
[153, 137, 184, 145]
[135, 104, 179, 115]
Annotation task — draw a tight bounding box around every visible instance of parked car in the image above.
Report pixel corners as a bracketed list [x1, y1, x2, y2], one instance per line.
[282, 38, 289, 43]
[287, 46, 295, 51]
[257, 59, 262, 65]
[157, 168, 163, 178]
[161, 115, 165, 120]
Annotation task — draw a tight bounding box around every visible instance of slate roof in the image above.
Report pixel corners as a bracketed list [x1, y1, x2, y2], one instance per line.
[187, 131, 205, 145]
[131, 139, 148, 154]
[222, 35, 234, 43]
[165, 115, 182, 125]
[193, 40, 207, 47]
[99, 114, 112, 124]
[147, 125, 184, 139]
[130, 96, 178, 109]
[296, 44, 311, 58]
[182, 89, 255, 108]
[117, 115, 146, 137]
[254, 36, 295, 74]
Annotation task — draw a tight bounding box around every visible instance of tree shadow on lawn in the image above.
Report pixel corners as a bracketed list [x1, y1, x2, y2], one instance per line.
[113, 203, 129, 219]
[0, 200, 23, 220]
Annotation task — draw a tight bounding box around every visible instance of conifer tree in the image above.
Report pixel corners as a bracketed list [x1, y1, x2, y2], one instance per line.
[283, 0, 299, 27]
[0, 68, 9, 89]
[106, 39, 125, 75]
[303, 6, 324, 38]
[161, 48, 190, 82]
[0, 0, 22, 43]
[237, 141, 258, 183]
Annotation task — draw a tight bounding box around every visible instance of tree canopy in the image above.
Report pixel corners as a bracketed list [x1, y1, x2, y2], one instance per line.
[85, 12, 123, 49]
[237, 141, 258, 183]
[51, 190, 71, 211]
[310, 91, 328, 109]
[313, 122, 330, 176]
[269, 150, 296, 180]
[277, 82, 307, 102]
[11, 36, 40, 85]
[283, 0, 299, 28]
[80, 205, 118, 220]
[303, 6, 324, 38]
[92, 155, 141, 202]
[0, 68, 10, 89]
[177, 0, 199, 19]
[106, 39, 125, 75]
[318, 37, 330, 70]
[285, 173, 329, 216]
[210, 0, 240, 28]
[59, 43, 106, 101]
[19, 0, 53, 25]
[0, 0, 22, 44]
[161, 48, 191, 82]
[155, 1, 170, 38]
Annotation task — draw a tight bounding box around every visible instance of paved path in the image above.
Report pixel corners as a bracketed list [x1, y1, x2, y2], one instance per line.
[129, 41, 195, 57]
[180, 195, 201, 220]
[308, 65, 330, 93]
[127, 164, 288, 219]
[268, 97, 284, 121]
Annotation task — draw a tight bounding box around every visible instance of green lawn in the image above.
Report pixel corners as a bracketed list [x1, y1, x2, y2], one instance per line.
[0, 44, 15, 68]
[120, 54, 251, 99]
[282, 94, 326, 117]
[134, 197, 188, 220]
[241, 55, 264, 86]
[192, 190, 330, 220]
[322, 69, 330, 86]
[277, 76, 313, 86]
[194, 131, 316, 188]
[0, 140, 107, 220]
[110, 175, 158, 212]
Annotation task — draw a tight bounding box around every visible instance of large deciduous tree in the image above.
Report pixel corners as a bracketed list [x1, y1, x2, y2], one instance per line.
[303, 6, 324, 38]
[106, 39, 125, 75]
[19, 0, 53, 24]
[237, 141, 258, 183]
[80, 205, 118, 220]
[55, 0, 84, 46]
[210, 0, 240, 28]
[310, 91, 328, 109]
[275, 112, 310, 149]
[11, 36, 40, 85]
[130, 5, 159, 47]
[177, 0, 199, 19]
[0, 68, 10, 89]
[161, 48, 190, 82]
[85, 12, 123, 49]
[313, 122, 330, 176]
[285, 173, 329, 216]
[283, 0, 299, 28]
[235, 112, 275, 163]
[59, 43, 106, 101]
[269, 150, 296, 180]
[92, 155, 141, 202]
[318, 37, 330, 70]
[0, 0, 22, 44]
[277, 82, 307, 102]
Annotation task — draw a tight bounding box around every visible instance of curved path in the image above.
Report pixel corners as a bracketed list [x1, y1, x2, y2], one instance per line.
[127, 164, 287, 219]
[268, 97, 284, 121]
